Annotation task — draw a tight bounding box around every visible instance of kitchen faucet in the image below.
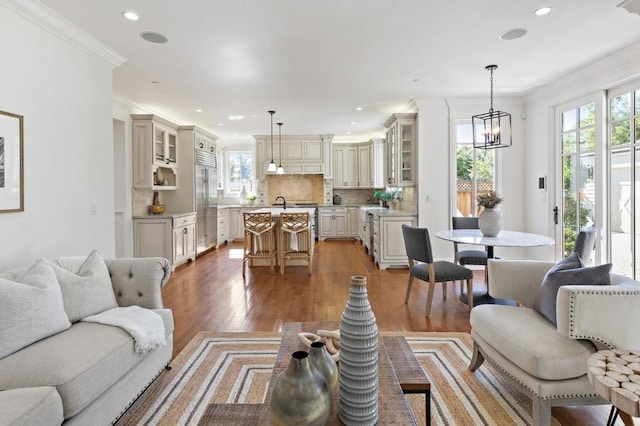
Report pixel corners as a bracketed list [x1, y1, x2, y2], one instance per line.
[275, 196, 287, 209]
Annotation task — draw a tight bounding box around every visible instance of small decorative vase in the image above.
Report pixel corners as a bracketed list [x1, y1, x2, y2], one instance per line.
[270, 351, 330, 426]
[309, 341, 338, 390]
[338, 275, 379, 426]
[478, 207, 502, 237]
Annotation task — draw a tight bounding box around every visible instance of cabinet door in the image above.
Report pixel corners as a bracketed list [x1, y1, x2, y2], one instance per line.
[134, 219, 171, 260]
[132, 121, 153, 188]
[303, 140, 323, 161]
[347, 208, 359, 237]
[398, 123, 414, 186]
[386, 124, 397, 186]
[184, 223, 196, 257]
[333, 145, 358, 188]
[334, 214, 347, 237]
[282, 140, 303, 161]
[173, 227, 186, 263]
[319, 213, 334, 237]
[380, 217, 415, 264]
[372, 140, 386, 188]
[228, 208, 242, 239]
[333, 147, 345, 188]
[153, 123, 177, 166]
[358, 144, 372, 187]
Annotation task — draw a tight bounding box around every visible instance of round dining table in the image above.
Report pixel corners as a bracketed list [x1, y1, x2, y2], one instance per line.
[434, 229, 555, 305]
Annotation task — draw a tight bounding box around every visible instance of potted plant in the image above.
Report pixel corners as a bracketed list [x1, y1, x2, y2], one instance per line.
[372, 190, 385, 207]
[477, 191, 502, 236]
[245, 194, 257, 206]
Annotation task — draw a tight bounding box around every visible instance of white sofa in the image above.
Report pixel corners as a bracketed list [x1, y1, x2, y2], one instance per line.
[0, 252, 174, 425]
[469, 259, 640, 426]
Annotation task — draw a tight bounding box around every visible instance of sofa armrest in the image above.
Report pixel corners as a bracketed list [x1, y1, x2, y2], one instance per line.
[104, 257, 171, 309]
[487, 259, 554, 307]
[557, 284, 640, 349]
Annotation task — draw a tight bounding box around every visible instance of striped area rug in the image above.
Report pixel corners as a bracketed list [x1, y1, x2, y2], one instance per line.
[115, 332, 557, 425]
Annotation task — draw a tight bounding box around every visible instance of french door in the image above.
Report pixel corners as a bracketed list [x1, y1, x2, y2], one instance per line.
[555, 97, 602, 264]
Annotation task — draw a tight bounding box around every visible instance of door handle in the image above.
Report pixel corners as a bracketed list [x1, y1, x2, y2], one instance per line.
[553, 206, 558, 225]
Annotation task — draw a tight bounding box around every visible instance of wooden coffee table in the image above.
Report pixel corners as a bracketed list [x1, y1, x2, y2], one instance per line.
[199, 322, 430, 425]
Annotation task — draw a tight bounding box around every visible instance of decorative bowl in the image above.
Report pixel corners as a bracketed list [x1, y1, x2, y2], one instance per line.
[150, 204, 166, 214]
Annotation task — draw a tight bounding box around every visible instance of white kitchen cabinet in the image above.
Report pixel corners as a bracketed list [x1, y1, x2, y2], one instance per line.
[228, 207, 255, 240]
[217, 207, 228, 245]
[347, 207, 359, 238]
[228, 207, 242, 240]
[216, 141, 225, 190]
[133, 213, 196, 270]
[372, 214, 416, 269]
[132, 114, 180, 190]
[371, 139, 386, 188]
[385, 113, 416, 187]
[319, 207, 347, 240]
[357, 144, 372, 188]
[333, 145, 358, 188]
[254, 135, 332, 176]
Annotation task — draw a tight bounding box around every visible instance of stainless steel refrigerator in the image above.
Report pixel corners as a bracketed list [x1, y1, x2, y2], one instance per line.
[195, 150, 217, 255]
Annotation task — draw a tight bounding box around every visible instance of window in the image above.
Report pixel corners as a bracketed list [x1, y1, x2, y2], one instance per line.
[607, 87, 640, 277]
[225, 151, 254, 197]
[454, 120, 495, 217]
[560, 103, 596, 258]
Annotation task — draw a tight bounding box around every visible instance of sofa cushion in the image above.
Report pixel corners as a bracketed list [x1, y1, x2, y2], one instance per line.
[0, 259, 71, 359]
[470, 304, 596, 380]
[50, 250, 118, 322]
[0, 387, 63, 426]
[533, 253, 611, 325]
[0, 309, 173, 419]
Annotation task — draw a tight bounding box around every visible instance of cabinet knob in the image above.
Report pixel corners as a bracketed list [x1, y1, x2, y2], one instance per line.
[182, 228, 187, 234]
[165, 158, 170, 165]
[199, 143, 204, 148]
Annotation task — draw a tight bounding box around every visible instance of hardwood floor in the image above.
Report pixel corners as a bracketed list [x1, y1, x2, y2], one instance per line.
[161, 239, 619, 425]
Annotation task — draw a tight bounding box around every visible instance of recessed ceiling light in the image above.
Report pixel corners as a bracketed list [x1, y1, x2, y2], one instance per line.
[217, 123, 224, 126]
[534, 6, 552, 16]
[355, 107, 363, 111]
[346, 131, 352, 135]
[140, 32, 168, 44]
[234, 133, 239, 136]
[499, 28, 527, 40]
[122, 11, 139, 21]
[228, 115, 244, 120]
[350, 121, 356, 125]
[195, 109, 202, 113]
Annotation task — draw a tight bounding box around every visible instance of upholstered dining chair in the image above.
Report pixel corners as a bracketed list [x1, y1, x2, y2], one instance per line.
[242, 212, 276, 277]
[573, 226, 597, 265]
[452, 217, 491, 293]
[280, 212, 312, 275]
[401, 225, 474, 316]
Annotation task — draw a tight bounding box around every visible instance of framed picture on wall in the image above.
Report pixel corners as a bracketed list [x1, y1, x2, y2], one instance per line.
[0, 110, 24, 213]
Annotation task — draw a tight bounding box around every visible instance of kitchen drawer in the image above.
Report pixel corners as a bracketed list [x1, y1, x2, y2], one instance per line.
[173, 215, 196, 228]
[321, 207, 346, 214]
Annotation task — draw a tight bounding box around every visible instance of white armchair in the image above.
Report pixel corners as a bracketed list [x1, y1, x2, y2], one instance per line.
[468, 259, 640, 426]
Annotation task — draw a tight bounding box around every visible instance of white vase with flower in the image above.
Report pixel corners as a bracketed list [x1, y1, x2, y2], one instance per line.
[477, 191, 503, 237]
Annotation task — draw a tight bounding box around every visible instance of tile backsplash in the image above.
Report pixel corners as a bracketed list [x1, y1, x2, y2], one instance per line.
[264, 175, 324, 204]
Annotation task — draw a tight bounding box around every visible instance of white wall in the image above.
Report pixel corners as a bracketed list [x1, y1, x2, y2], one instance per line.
[0, 5, 116, 269]
[414, 97, 527, 261]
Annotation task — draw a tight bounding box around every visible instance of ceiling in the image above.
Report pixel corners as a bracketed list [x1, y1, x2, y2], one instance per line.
[39, 0, 640, 142]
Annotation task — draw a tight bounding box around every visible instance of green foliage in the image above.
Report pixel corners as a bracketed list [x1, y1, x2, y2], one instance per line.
[456, 146, 494, 181]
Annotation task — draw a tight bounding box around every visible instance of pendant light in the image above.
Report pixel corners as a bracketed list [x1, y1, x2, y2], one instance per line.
[472, 65, 512, 149]
[276, 122, 284, 174]
[267, 110, 277, 172]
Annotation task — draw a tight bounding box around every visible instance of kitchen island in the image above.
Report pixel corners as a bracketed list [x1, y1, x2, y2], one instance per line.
[247, 207, 316, 270]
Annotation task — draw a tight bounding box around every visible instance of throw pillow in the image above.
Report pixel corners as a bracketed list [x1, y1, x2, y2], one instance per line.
[533, 253, 612, 325]
[0, 259, 71, 359]
[50, 250, 118, 322]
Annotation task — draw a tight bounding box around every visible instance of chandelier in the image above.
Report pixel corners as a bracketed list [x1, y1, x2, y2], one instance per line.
[267, 110, 277, 172]
[472, 65, 512, 149]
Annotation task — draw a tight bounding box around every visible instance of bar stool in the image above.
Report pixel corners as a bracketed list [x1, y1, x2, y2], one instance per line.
[280, 212, 312, 275]
[242, 212, 276, 276]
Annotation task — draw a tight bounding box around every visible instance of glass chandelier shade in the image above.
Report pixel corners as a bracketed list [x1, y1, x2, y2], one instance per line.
[276, 122, 284, 174]
[267, 110, 277, 172]
[472, 65, 512, 149]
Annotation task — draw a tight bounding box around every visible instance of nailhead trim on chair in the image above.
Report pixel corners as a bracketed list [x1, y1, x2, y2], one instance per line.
[478, 344, 599, 400]
[567, 288, 640, 347]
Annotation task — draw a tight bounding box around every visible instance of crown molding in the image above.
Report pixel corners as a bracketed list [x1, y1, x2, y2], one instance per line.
[1, 0, 126, 68]
[524, 40, 640, 105]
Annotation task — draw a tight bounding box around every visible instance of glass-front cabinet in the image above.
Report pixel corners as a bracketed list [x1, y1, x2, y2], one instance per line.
[132, 114, 179, 190]
[384, 113, 416, 187]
